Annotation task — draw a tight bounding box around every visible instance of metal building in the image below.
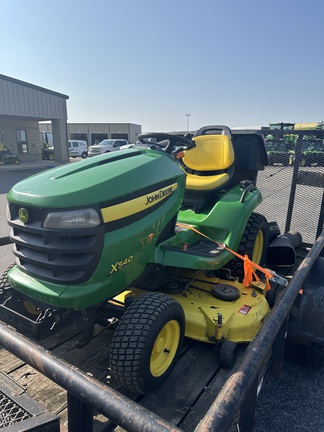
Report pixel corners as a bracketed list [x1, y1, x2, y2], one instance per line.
[40, 122, 142, 145]
[0, 74, 69, 162]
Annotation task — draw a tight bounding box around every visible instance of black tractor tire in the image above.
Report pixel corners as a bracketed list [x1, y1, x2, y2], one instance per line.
[283, 157, 290, 166]
[319, 154, 324, 167]
[0, 264, 41, 317]
[0, 264, 15, 288]
[225, 212, 269, 281]
[219, 340, 238, 369]
[48, 153, 54, 161]
[301, 155, 311, 167]
[109, 292, 185, 394]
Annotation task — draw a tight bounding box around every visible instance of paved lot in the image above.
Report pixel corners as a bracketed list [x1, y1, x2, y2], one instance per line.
[0, 160, 323, 431]
[255, 356, 324, 431]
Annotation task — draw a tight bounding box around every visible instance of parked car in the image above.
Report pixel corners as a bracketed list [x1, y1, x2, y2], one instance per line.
[68, 140, 88, 158]
[120, 143, 135, 150]
[88, 139, 129, 156]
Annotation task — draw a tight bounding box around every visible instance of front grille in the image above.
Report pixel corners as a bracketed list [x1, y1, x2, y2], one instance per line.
[8, 204, 104, 285]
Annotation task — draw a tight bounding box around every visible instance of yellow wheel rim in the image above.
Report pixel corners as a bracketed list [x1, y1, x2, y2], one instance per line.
[150, 320, 180, 377]
[252, 229, 264, 265]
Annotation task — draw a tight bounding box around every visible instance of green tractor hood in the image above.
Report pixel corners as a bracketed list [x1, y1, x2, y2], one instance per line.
[7, 149, 187, 309]
[8, 149, 185, 208]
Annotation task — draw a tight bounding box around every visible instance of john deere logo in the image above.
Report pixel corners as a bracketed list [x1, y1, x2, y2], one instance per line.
[19, 208, 28, 223]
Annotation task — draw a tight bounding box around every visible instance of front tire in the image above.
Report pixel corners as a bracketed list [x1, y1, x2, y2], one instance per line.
[109, 293, 185, 394]
[0, 264, 15, 288]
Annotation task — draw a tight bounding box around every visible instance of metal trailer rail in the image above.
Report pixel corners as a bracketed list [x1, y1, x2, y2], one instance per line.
[0, 230, 323, 432]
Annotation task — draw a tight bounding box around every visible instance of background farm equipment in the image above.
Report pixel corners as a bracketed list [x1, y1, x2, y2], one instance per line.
[265, 122, 324, 167]
[0, 131, 20, 166]
[265, 137, 292, 166]
[41, 141, 54, 160]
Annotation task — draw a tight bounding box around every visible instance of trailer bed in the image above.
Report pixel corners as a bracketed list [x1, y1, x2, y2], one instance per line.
[0, 245, 308, 432]
[0, 316, 240, 431]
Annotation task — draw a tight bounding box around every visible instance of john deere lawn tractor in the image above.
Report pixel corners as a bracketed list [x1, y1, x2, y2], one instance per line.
[1, 125, 276, 394]
[41, 141, 55, 161]
[0, 131, 21, 166]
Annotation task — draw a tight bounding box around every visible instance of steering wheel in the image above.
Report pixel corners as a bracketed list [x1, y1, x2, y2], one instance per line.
[137, 133, 196, 155]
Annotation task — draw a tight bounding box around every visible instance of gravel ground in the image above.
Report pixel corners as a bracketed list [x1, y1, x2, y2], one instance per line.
[254, 345, 324, 432]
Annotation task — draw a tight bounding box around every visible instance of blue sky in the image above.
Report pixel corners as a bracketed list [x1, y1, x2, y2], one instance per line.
[1, 0, 323, 131]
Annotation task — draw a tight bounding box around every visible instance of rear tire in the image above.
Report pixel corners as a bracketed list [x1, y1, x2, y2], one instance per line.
[225, 213, 269, 281]
[109, 292, 185, 394]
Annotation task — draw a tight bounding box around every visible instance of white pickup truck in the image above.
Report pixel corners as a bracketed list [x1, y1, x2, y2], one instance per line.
[88, 139, 129, 156]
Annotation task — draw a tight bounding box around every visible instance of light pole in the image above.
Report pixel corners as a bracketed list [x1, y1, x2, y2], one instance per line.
[185, 113, 191, 132]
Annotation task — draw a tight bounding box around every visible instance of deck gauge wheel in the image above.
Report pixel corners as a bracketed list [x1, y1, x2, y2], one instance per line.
[219, 340, 238, 369]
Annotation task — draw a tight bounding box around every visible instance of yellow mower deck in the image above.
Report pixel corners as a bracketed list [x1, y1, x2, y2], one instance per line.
[115, 271, 270, 345]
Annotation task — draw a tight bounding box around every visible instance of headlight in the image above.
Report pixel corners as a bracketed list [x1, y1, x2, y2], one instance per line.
[43, 209, 100, 229]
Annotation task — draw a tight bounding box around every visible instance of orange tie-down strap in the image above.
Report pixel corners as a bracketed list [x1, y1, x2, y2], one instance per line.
[176, 223, 288, 290]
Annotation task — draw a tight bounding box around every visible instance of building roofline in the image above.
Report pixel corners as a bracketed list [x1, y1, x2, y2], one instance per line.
[67, 122, 141, 126]
[0, 74, 69, 100]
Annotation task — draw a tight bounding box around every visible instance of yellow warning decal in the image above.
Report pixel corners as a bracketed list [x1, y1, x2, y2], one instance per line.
[101, 182, 178, 223]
